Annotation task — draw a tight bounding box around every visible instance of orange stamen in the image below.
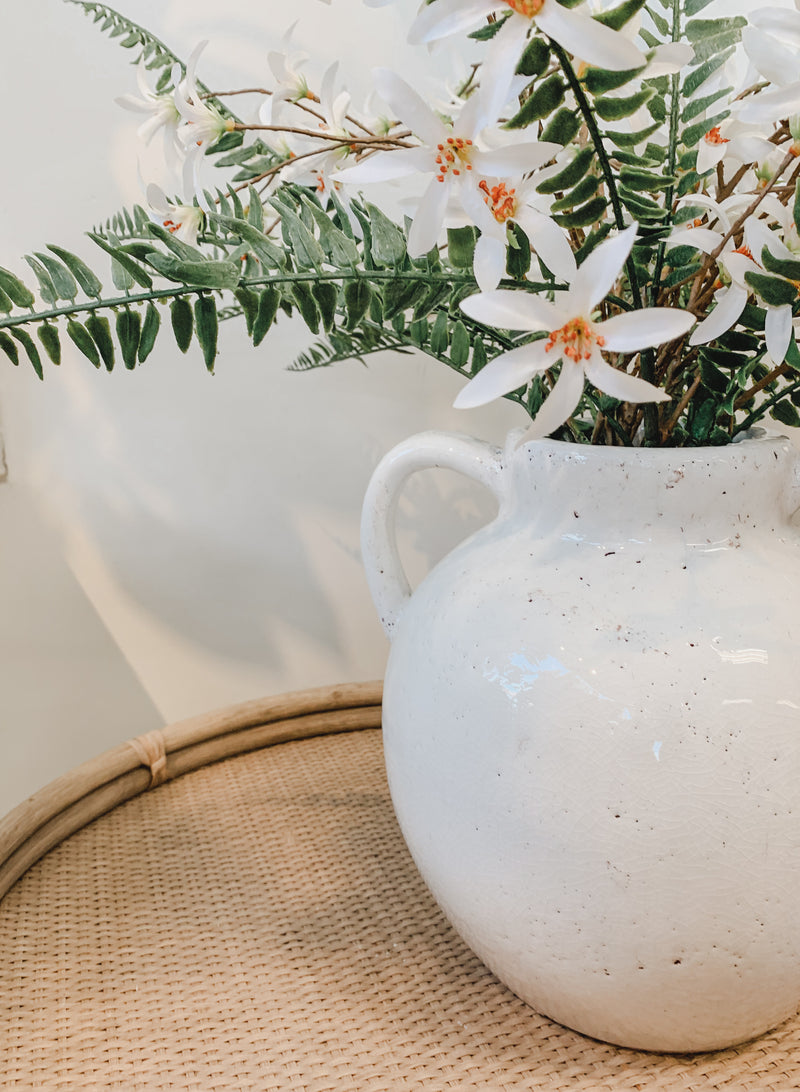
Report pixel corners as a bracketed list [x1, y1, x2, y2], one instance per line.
[545, 317, 604, 363]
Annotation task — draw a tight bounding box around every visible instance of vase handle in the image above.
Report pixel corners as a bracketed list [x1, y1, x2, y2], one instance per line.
[361, 430, 504, 639]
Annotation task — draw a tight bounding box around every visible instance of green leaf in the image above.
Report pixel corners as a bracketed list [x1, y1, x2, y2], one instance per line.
[515, 36, 550, 77]
[593, 87, 654, 121]
[0, 287, 12, 314]
[469, 12, 510, 39]
[300, 196, 359, 267]
[234, 286, 260, 336]
[381, 278, 425, 320]
[46, 244, 103, 298]
[429, 311, 449, 356]
[171, 297, 194, 353]
[145, 253, 242, 290]
[760, 247, 800, 282]
[686, 16, 746, 41]
[247, 185, 264, 231]
[213, 215, 285, 268]
[24, 256, 58, 306]
[67, 320, 101, 368]
[540, 107, 580, 146]
[771, 399, 800, 427]
[117, 309, 142, 370]
[291, 282, 319, 334]
[311, 282, 338, 333]
[37, 324, 61, 366]
[344, 279, 372, 330]
[699, 355, 728, 393]
[550, 175, 601, 211]
[145, 221, 203, 261]
[138, 302, 161, 362]
[208, 130, 244, 155]
[0, 331, 19, 366]
[592, 0, 647, 29]
[366, 203, 407, 266]
[584, 64, 645, 95]
[536, 146, 595, 194]
[253, 286, 280, 346]
[447, 226, 477, 269]
[682, 48, 733, 97]
[794, 179, 800, 235]
[505, 75, 565, 129]
[681, 86, 732, 124]
[0, 267, 34, 309]
[86, 314, 115, 371]
[606, 121, 661, 148]
[619, 167, 675, 192]
[449, 320, 471, 368]
[32, 252, 78, 301]
[471, 336, 487, 375]
[506, 222, 531, 279]
[554, 196, 608, 228]
[10, 328, 43, 379]
[88, 232, 153, 290]
[194, 296, 218, 372]
[271, 203, 325, 269]
[744, 271, 797, 307]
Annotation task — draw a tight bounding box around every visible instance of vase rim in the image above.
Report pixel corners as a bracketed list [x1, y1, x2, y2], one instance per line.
[514, 426, 794, 464]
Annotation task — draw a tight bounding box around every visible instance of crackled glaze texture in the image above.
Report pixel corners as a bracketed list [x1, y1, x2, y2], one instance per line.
[361, 430, 800, 1052]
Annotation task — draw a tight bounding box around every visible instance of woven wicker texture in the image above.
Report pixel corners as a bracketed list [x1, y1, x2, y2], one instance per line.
[2, 722, 800, 1089]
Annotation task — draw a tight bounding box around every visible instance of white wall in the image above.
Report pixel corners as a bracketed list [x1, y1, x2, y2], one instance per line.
[0, 0, 792, 810]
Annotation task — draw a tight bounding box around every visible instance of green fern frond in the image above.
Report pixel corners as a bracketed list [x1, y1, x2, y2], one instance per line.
[62, 0, 243, 123]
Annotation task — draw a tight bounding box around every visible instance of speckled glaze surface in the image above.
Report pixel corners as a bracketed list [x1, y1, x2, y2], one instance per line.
[361, 429, 800, 1053]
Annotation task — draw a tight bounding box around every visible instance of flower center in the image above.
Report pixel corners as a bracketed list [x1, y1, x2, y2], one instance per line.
[479, 180, 517, 223]
[545, 317, 605, 362]
[732, 245, 753, 259]
[507, 0, 546, 17]
[704, 126, 728, 146]
[435, 137, 474, 183]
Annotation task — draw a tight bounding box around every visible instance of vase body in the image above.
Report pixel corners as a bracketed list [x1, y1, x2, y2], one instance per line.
[361, 430, 800, 1052]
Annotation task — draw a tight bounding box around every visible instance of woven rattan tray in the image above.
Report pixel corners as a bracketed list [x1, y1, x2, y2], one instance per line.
[1, 680, 799, 1090]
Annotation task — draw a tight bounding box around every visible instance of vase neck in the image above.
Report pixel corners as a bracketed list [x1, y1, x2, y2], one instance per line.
[504, 435, 797, 539]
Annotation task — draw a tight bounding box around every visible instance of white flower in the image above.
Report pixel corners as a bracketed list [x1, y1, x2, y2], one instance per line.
[259, 23, 311, 127]
[695, 120, 775, 177]
[333, 68, 559, 257]
[454, 223, 694, 438]
[116, 61, 183, 169]
[409, 0, 645, 126]
[459, 174, 575, 291]
[173, 43, 235, 154]
[670, 198, 794, 363]
[146, 183, 204, 247]
[279, 63, 357, 198]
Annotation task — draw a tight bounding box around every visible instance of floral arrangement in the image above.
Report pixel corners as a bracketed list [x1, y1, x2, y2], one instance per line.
[2, 0, 800, 446]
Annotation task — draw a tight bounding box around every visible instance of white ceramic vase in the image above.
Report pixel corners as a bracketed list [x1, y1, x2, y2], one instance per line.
[361, 429, 800, 1053]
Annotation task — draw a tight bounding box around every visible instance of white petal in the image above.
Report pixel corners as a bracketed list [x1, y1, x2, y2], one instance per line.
[474, 235, 507, 293]
[474, 16, 533, 129]
[146, 182, 170, 214]
[765, 305, 793, 364]
[689, 285, 748, 346]
[644, 42, 694, 78]
[536, 2, 645, 72]
[408, 176, 450, 257]
[737, 84, 800, 124]
[516, 208, 576, 283]
[596, 307, 694, 352]
[459, 179, 498, 235]
[666, 227, 724, 254]
[742, 26, 798, 88]
[472, 141, 559, 176]
[453, 340, 552, 408]
[409, 0, 497, 45]
[372, 68, 445, 146]
[584, 352, 670, 404]
[728, 135, 779, 166]
[460, 289, 565, 332]
[520, 358, 586, 440]
[696, 138, 727, 176]
[333, 146, 432, 184]
[568, 223, 638, 314]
